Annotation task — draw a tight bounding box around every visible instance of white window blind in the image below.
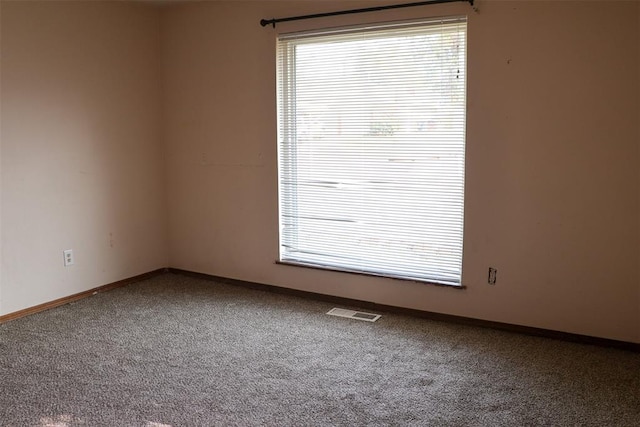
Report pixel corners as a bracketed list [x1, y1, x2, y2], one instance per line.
[277, 17, 467, 286]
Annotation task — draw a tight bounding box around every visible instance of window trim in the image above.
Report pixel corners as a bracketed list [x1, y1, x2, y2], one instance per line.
[275, 260, 467, 289]
[277, 17, 468, 287]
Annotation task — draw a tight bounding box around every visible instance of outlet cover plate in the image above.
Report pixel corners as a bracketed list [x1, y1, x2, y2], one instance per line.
[63, 249, 74, 267]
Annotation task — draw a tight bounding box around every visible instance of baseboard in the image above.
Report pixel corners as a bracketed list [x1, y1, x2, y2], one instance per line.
[0, 268, 167, 324]
[3, 267, 637, 352]
[168, 268, 640, 353]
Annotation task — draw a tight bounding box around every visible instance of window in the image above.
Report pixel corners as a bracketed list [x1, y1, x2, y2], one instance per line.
[277, 17, 467, 286]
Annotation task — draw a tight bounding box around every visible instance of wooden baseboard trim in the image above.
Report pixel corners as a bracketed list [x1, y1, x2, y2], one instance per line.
[0, 268, 168, 324]
[168, 268, 640, 352]
[4, 267, 637, 352]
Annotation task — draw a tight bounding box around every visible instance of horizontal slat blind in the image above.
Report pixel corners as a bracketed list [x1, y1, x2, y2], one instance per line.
[277, 17, 467, 286]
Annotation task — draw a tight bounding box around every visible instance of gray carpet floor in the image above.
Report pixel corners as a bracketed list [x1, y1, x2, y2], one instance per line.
[0, 272, 639, 426]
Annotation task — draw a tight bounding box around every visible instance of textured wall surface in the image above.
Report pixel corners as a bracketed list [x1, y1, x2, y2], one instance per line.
[1, 1, 638, 343]
[162, 1, 640, 342]
[1, 2, 168, 314]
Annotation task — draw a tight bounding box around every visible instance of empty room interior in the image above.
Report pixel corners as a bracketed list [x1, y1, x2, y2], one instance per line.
[1, 0, 639, 425]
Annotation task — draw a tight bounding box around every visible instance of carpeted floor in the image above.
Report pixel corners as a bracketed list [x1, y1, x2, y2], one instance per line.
[0, 272, 639, 426]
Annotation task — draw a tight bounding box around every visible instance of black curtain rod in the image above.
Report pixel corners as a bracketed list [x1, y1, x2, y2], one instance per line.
[260, 0, 474, 28]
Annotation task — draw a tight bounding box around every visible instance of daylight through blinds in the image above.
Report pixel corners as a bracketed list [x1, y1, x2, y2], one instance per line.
[277, 17, 467, 285]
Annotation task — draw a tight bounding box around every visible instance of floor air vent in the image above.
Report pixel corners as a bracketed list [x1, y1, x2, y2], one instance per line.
[326, 308, 381, 322]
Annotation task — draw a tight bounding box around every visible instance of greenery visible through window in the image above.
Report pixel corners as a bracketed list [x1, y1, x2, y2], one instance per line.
[277, 17, 467, 286]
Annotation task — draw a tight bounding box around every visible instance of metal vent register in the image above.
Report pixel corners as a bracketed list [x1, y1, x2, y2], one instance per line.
[326, 308, 381, 322]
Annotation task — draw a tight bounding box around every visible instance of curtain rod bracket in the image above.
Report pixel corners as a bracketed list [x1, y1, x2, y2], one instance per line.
[260, 0, 474, 28]
[260, 19, 276, 28]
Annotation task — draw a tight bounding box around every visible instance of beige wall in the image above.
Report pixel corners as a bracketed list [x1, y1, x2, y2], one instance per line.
[162, 1, 640, 343]
[0, 1, 168, 314]
[1, 1, 638, 344]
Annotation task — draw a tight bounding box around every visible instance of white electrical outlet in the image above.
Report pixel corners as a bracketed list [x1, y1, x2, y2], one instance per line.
[63, 249, 74, 267]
